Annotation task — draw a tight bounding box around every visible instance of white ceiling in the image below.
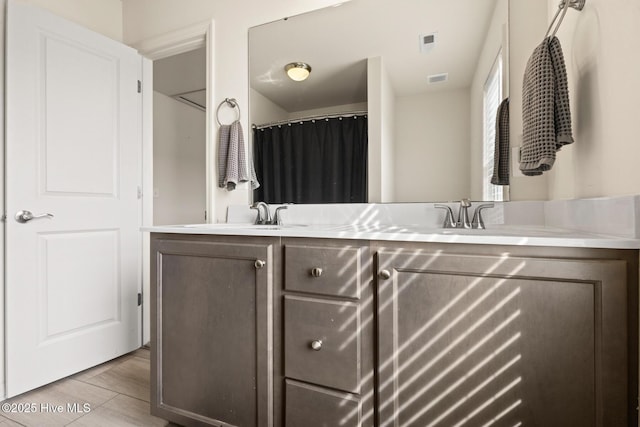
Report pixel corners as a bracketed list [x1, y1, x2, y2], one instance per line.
[153, 47, 206, 109]
[249, 0, 500, 113]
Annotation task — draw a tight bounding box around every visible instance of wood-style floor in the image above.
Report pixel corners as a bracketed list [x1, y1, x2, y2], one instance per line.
[0, 348, 177, 427]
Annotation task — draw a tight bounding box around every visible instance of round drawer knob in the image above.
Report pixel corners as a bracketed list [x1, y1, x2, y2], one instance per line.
[310, 340, 323, 351]
[254, 259, 266, 269]
[379, 269, 391, 280]
[310, 267, 323, 278]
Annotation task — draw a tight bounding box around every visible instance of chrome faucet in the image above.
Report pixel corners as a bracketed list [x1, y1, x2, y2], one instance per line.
[250, 202, 272, 225]
[250, 202, 290, 225]
[435, 200, 495, 229]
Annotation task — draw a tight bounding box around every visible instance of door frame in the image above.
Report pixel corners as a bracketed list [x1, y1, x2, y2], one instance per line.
[132, 20, 216, 344]
[0, 0, 8, 400]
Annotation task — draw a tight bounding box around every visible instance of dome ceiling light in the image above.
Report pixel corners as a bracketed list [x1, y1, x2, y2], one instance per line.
[285, 62, 312, 81]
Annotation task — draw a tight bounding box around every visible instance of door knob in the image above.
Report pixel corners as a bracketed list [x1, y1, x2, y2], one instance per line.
[310, 267, 323, 277]
[15, 210, 54, 223]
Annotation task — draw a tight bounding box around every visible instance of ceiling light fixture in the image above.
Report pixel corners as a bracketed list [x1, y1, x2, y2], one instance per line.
[285, 62, 312, 81]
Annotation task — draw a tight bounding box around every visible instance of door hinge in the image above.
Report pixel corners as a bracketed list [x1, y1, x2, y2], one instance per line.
[137, 186, 143, 199]
[137, 80, 142, 93]
[137, 292, 142, 306]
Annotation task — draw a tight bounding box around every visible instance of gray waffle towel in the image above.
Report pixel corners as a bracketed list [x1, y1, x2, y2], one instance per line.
[520, 36, 573, 175]
[491, 98, 510, 185]
[218, 120, 260, 191]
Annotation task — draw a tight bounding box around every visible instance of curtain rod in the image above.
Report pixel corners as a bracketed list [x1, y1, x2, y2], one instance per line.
[252, 110, 367, 130]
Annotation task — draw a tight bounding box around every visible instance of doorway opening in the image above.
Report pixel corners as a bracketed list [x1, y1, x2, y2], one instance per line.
[134, 20, 214, 345]
[152, 47, 207, 225]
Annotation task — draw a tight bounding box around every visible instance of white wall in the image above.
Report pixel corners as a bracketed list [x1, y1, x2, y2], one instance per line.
[153, 92, 206, 225]
[19, 0, 123, 41]
[380, 64, 395, 203]
[367, 56, 395, 203]
[395, 89, 470, 202]
[545, 0, 640, 199]
[288, 102, 368, 120]
[123, 0, 345, 222]
[509, 0, 640, 200]
[250, 91, 367, 126]
[250, 88, 289, 126]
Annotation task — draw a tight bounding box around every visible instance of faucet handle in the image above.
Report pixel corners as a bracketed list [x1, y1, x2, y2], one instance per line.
[250, 203, 264, 224]
[471, 203, 495, 229]
[434, 204, 456, 228]
[273, 205, 288, 226]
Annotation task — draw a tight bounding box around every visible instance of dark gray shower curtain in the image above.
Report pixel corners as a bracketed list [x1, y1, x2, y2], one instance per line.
[253, 115, 368, 204]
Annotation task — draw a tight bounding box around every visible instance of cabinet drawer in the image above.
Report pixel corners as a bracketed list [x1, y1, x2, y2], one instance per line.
[285, 379, 361, 427]
[284, 244, 363, 299]
[284, 296, 360, 393]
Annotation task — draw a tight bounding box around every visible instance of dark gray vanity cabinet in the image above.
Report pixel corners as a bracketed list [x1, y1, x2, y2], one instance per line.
[150, 234, 278, 427]
[375, 245, 633, 427]
[150, 233, 637, 427]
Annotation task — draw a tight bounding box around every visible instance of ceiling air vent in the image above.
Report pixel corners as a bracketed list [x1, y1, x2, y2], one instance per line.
[419, 32, 437, 53]
[428, 73, 449, 84]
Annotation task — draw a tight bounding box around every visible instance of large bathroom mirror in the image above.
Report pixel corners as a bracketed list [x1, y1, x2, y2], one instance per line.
[249, 0, 508, 203]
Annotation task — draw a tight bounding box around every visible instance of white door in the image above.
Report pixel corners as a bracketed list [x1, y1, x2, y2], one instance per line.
[6, 0, 142, 397]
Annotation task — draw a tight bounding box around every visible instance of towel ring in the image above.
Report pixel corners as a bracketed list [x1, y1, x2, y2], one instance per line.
[216, 98, 241, 126]
[545, 0, 586, 39]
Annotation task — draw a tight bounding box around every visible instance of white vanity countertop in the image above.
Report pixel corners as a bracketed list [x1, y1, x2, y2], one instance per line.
[142, 223, 640, 249]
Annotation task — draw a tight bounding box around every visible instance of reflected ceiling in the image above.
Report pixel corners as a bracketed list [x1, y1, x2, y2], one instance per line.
[249, 0, 499, 112]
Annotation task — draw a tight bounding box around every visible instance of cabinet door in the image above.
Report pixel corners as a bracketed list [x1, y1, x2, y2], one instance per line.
[151, 236, 274, 427]
[376, 250, 627, 427]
